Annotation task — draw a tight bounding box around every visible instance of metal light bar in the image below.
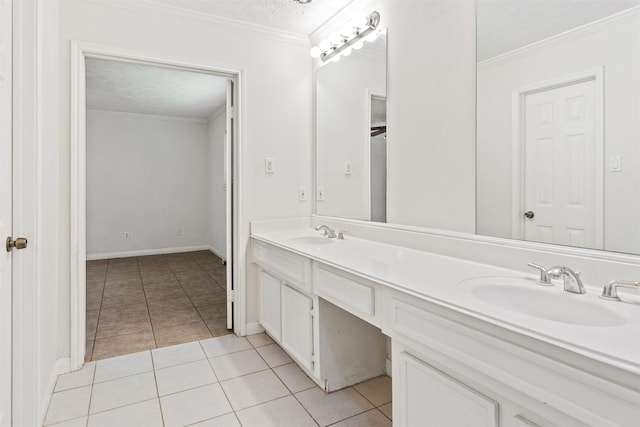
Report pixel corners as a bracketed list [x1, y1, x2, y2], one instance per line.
[316, 11, 381, 63]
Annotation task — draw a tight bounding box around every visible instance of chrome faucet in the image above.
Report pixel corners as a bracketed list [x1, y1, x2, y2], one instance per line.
[600, 280, 640, 302]
[527, 263, 552, 286]
[547, 266, 586, 294]
[315, 225, 337, 238]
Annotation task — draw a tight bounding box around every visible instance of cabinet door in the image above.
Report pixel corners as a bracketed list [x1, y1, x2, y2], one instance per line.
[259, 270, 282, 341]
[281, 284, 314, 371]
[397, 351, 499, 427]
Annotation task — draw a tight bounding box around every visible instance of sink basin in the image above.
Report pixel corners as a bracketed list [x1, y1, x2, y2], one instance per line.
[459, 277, 627, 327]
[287, 236, 335, 246]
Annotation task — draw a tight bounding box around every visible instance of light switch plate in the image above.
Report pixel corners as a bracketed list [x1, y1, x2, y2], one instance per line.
[299, 186, 307, 201]
[344, 160, 352, 175]
[610, 155, 622, 172]
[265, 157, 275, 174]
[317, 186, 325, 201]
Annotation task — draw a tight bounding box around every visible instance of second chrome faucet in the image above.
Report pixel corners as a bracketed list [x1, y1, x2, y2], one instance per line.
[527, 263, 586, 294]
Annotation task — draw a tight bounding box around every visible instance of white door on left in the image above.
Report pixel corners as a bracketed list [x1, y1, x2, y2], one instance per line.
[0, 0, 13, 425]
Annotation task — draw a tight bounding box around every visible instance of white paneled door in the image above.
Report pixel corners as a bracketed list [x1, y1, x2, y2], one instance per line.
[0, 0, 12, 424]
[523, 79, 597, 249]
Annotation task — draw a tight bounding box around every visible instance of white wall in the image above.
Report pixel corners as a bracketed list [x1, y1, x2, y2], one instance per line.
[207, 110, 227, 259]
[316, 52, 385, 220]
[86, 110, 210, 258]
[477, 11, 640, 254]
[58, 0, 312, 356]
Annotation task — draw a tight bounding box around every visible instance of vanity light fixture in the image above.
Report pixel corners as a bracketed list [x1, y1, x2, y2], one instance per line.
[310, 11, 381, 63]
[293, 0, 313, 3]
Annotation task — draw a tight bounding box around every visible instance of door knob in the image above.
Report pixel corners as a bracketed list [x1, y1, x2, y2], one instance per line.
[524, 211, 535, 219]
[6, 236, 28, 252]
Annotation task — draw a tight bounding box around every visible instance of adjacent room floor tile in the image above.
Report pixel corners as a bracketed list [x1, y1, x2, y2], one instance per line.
[154, 320, 213, 347]
[220, 369, 289, 411]
[378, 402, 392, 420]
[295, 387, 374, 426]
[160, 383, 233, 427]
[87, 399, 163, 427]
[44, 386, 92, 425]
[90, 372, 157, 414]
[235, 395, 317, 427]
[92, 330, 156, 360]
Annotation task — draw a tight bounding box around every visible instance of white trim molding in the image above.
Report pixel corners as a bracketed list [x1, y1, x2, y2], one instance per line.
[86, 245, 213, 261]
[510, 67, 604, 249]
[478, 6, 640, 71]
[70, 41, 245, 370]
[82, 0, 309, 46]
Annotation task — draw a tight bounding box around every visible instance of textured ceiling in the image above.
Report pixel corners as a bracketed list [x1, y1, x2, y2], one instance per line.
[147, 0, 355, 35]
[477, 0, 640, 61]
[86, 58, 229, 119]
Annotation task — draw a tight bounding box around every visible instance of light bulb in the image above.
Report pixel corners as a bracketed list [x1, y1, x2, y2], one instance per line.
[309, 46, 322, 58]
[329, 32, 342, 46]
[366, 31, 378, 43]
[353, 41, 364, 50]
[319, 39, 331, 52]
[331, 55, 341, 63]
[342, 48, 352, 56]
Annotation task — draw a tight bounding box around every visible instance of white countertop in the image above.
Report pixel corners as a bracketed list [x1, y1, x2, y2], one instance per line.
[251, 228, 640, 376]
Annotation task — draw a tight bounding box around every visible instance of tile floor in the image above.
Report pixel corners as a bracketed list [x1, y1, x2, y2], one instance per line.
[45, 334, 392, 427]
[86, 251, 230, 361]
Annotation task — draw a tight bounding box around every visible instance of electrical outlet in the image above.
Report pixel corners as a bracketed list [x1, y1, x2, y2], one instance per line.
[610, 155, 622, 172]
[344, 160, 352, 175]
[265, 157, 275, 174]
[176, 227, 182, 236]
[123, 231, 130, 239]
[317, 186, 325, 201]
[299, 186, 307, 201]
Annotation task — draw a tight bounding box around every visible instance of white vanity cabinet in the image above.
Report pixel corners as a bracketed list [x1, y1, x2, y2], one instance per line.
[280, 284, 314, 371]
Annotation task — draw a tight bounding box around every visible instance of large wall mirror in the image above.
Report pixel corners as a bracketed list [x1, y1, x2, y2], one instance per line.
[316, 32, 387, 221]
[477, 0, 640, 255]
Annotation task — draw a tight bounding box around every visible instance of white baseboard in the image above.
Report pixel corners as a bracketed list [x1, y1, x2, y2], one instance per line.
[208, 245, 226, 262]
[86, 245, 211, 260]
[245, 322, 264, 336]
[40, 358, 71, 426]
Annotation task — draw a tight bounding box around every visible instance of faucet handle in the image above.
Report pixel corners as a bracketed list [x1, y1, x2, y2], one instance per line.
[600, 280, 640, 302]
[527, 263, 552, 286]
[337, 231, 345, 240]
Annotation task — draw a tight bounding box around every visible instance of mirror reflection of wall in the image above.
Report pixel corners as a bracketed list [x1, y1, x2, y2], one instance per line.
[476, 0, 640, 255]
[316, 33, 387, 220]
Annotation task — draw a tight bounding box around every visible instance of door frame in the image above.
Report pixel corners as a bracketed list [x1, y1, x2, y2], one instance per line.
[510, 67, 604, 248]
[69, 41, 245, 370]
[364, 89, 386, 221]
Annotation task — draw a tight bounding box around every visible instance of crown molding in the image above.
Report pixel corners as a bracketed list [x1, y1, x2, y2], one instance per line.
[309, 0, 374, 44]
[478, 6, 640, 71]
[87, 109, 209, 123]
[81, 0, 310, 47]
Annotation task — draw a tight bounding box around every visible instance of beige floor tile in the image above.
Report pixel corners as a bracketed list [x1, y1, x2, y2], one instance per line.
[86, 309, 99, 340]
[140, 272, 177, 284]
[235, 395, 316, 427]
[44, 386, 92, 425]
[295, 387, 373, 426]
[200, 334, 251, 358]
[203, 316, 229, 333]
[174, 271, 211, 282]
[246, 333, 274, 348]
[160, 383, 233, 427]
[96, 317, 152, 340]
[156, 359, 217, 396]
[168, 261, 201, 273]
[142, 279, 182, 293]
[87, 399, 163, 427]
[97, 303, 149, 323]
[147, 296, 194, 315]
[209, 348, 269, 381]
[209, 326, 233, 337]
[353, 375, 392, 406]
[101, 289, 146, 308]
[220, 370, 290, 411]
[150, 307, 202, 329]
[256, 344, 293, 368]
[154, 321, 212, 348]
[196, 302, 227, 321]
[85, 340, 95, 362]
[92, 330, 156, 360]
[330, 409, 392, 427]
[273, 363, 316, 393]
[191, 293, 227, 309]
[90, 372, 157, 414]
[378, 402, 392, 420]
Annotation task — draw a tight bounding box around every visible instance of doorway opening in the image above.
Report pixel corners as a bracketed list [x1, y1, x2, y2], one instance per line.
[70, 45, 241, 368]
